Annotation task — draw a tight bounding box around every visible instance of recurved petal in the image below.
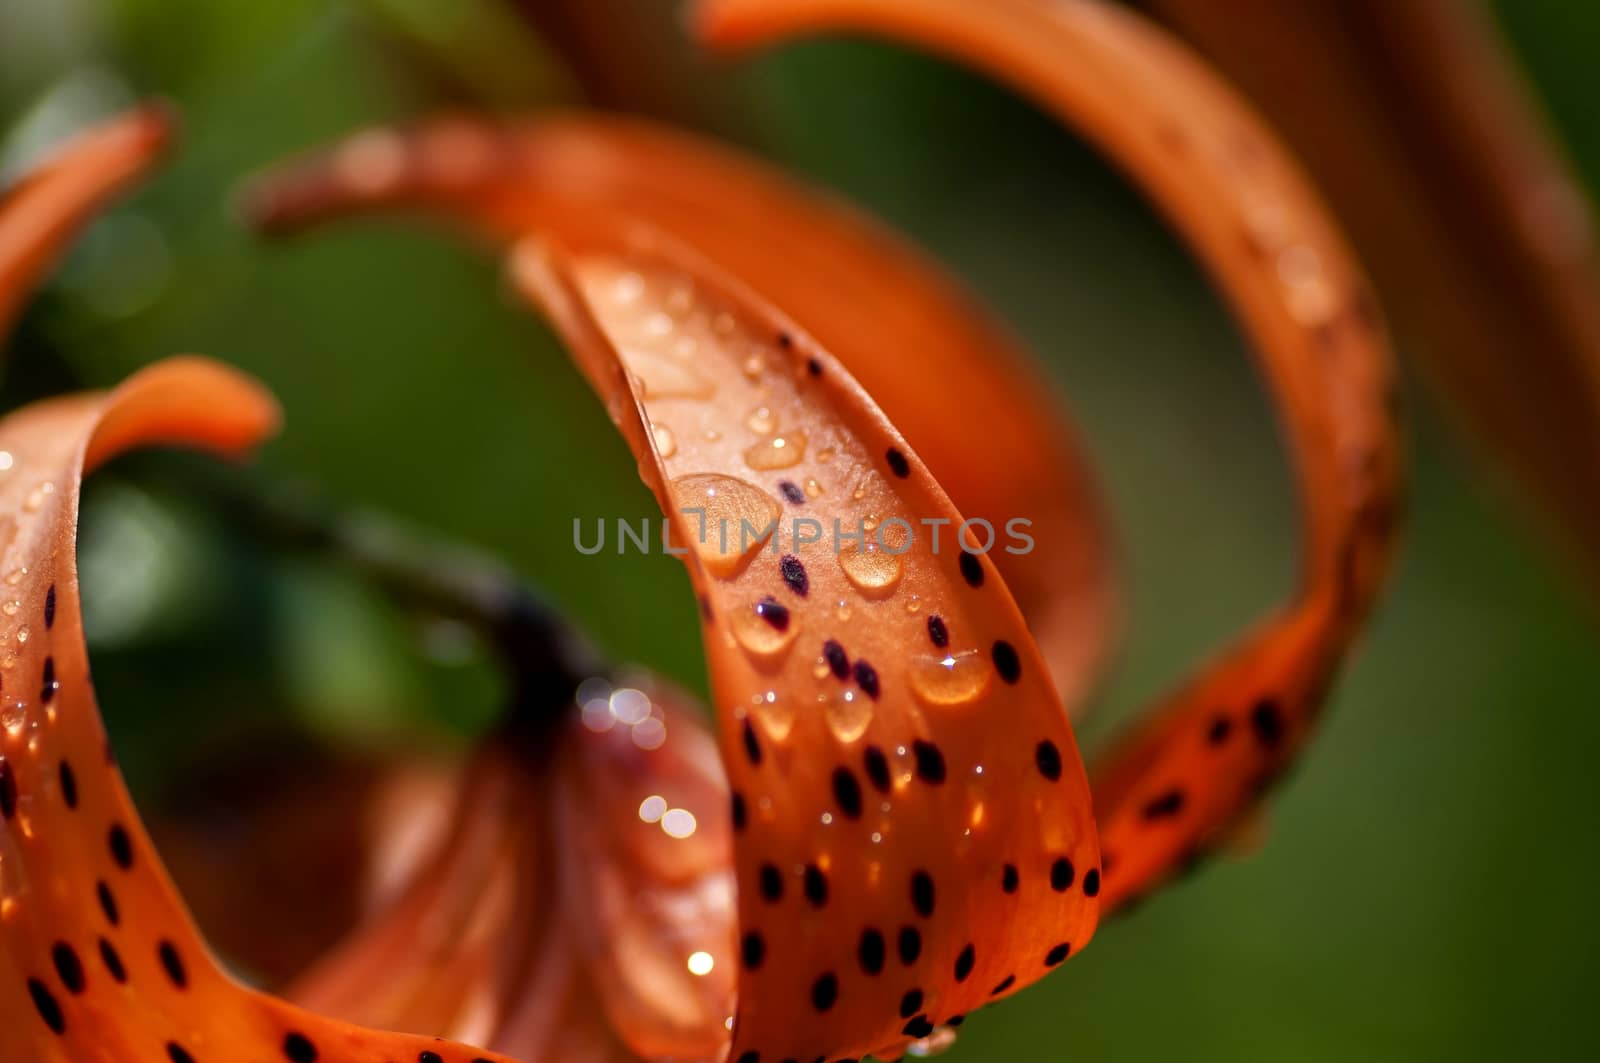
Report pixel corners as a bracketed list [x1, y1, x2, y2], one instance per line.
[1145, 0, 1600, 597]
[0, 105, 173, 337]
[509, 227, 1099, 1062]
[692, 0, 1402, 910]
[246, 112, 1117, 717]
[0, 358, 518, 1063]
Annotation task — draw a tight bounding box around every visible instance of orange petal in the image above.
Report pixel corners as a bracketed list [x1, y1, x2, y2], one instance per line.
[245, 112, 1116, 715]
[0, 358, 521, 1063]
[1146, 0, 1600, 596]
[0, 105, 173, 338]
[289, 676, 731, 1063]
[507, 227, 1099, 1062]
[692, 0, 1401, 911]
[553, 677, 735, 1060]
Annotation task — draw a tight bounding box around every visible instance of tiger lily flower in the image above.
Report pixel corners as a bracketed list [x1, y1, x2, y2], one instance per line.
[4, 1, 1401, 1062]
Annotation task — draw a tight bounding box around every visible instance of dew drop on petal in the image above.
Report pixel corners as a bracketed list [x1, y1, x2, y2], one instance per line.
[639, 795, 668, 823]
[631, 715, 667, 750]
[611, 687, 653, 725]
[668, 473, 782, 577]
[751, 689, 796, 741]
[838, 542, 904, 597]
[1, 701, 25, 737]
[661, 808, 698, 839]
[730, 603, 800, 665]
[907, 1025, 960, 1057]
[908, 651, 992, 707]
[744, 431, 808, 471]
[822, 689, 874, 744]
[745, 406, 777, 435]
[651, 422, 678, 459]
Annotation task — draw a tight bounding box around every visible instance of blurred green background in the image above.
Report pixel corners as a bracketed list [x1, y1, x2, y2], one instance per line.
[3, 1, 1598, 1059]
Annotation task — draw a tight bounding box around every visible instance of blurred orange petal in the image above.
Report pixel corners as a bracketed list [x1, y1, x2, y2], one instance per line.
[1146, 0, 1600, 595]
[0, 105, 173, 338]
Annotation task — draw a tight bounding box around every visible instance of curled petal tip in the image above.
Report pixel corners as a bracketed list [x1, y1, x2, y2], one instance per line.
[84, 356, 282, 472]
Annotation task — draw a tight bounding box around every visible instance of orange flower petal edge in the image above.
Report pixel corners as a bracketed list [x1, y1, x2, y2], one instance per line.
[506, 226, 1099, 1062]
[693, 0, 1403, 910]
[244, 111, 1118, 716]
[0, 105, 174, 338]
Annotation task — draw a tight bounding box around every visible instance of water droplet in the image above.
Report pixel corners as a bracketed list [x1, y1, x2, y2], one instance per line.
[908, 650, 991, 707]
[0, 701, 24, 737]
[666, 284, 695, 314]
[611, 272, 645, 305]
[651, 422, 678, 458]
[904, 595, 922, 614]
[14, 627, 28, 646]
[742, 354, 764, 380]
[837, 542, 904, 597]
[804, 477, 824, 498]
[730, 601, 800, 665]
[631, 716, 667, 750]
[835, 599, 853, 622]
[0, 452, 13, 472]
[851, 478, 868, 501]
[811, 656, 833, 680]
[687, 950, 715, 976]
[624, 349, 715, 399]
[661, 808, 698, 838]
[0, 602, 17, 617]
[907, 1026, 960, 1057]
[639, 795, 668, 823]
[1276, 244, 1336, 325]
[668, 474, 782, 577]
[744, 431, 808, 471]
[822, 689, 874, 744]
[612, 687, 653, 725]
[745, 405, 777, 435]
[751, 689, 797, 740]
[5, 567, 28, 586]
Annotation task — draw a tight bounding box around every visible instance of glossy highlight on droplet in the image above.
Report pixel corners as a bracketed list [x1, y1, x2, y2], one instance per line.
[744, 430, 808, 470]
[837, 541, 905, 597]
[908, 650, 991, 707]
[668, 473, 782, 577]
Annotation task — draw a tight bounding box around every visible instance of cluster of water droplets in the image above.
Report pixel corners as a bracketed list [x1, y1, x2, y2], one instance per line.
[579, 678, 668, 752]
